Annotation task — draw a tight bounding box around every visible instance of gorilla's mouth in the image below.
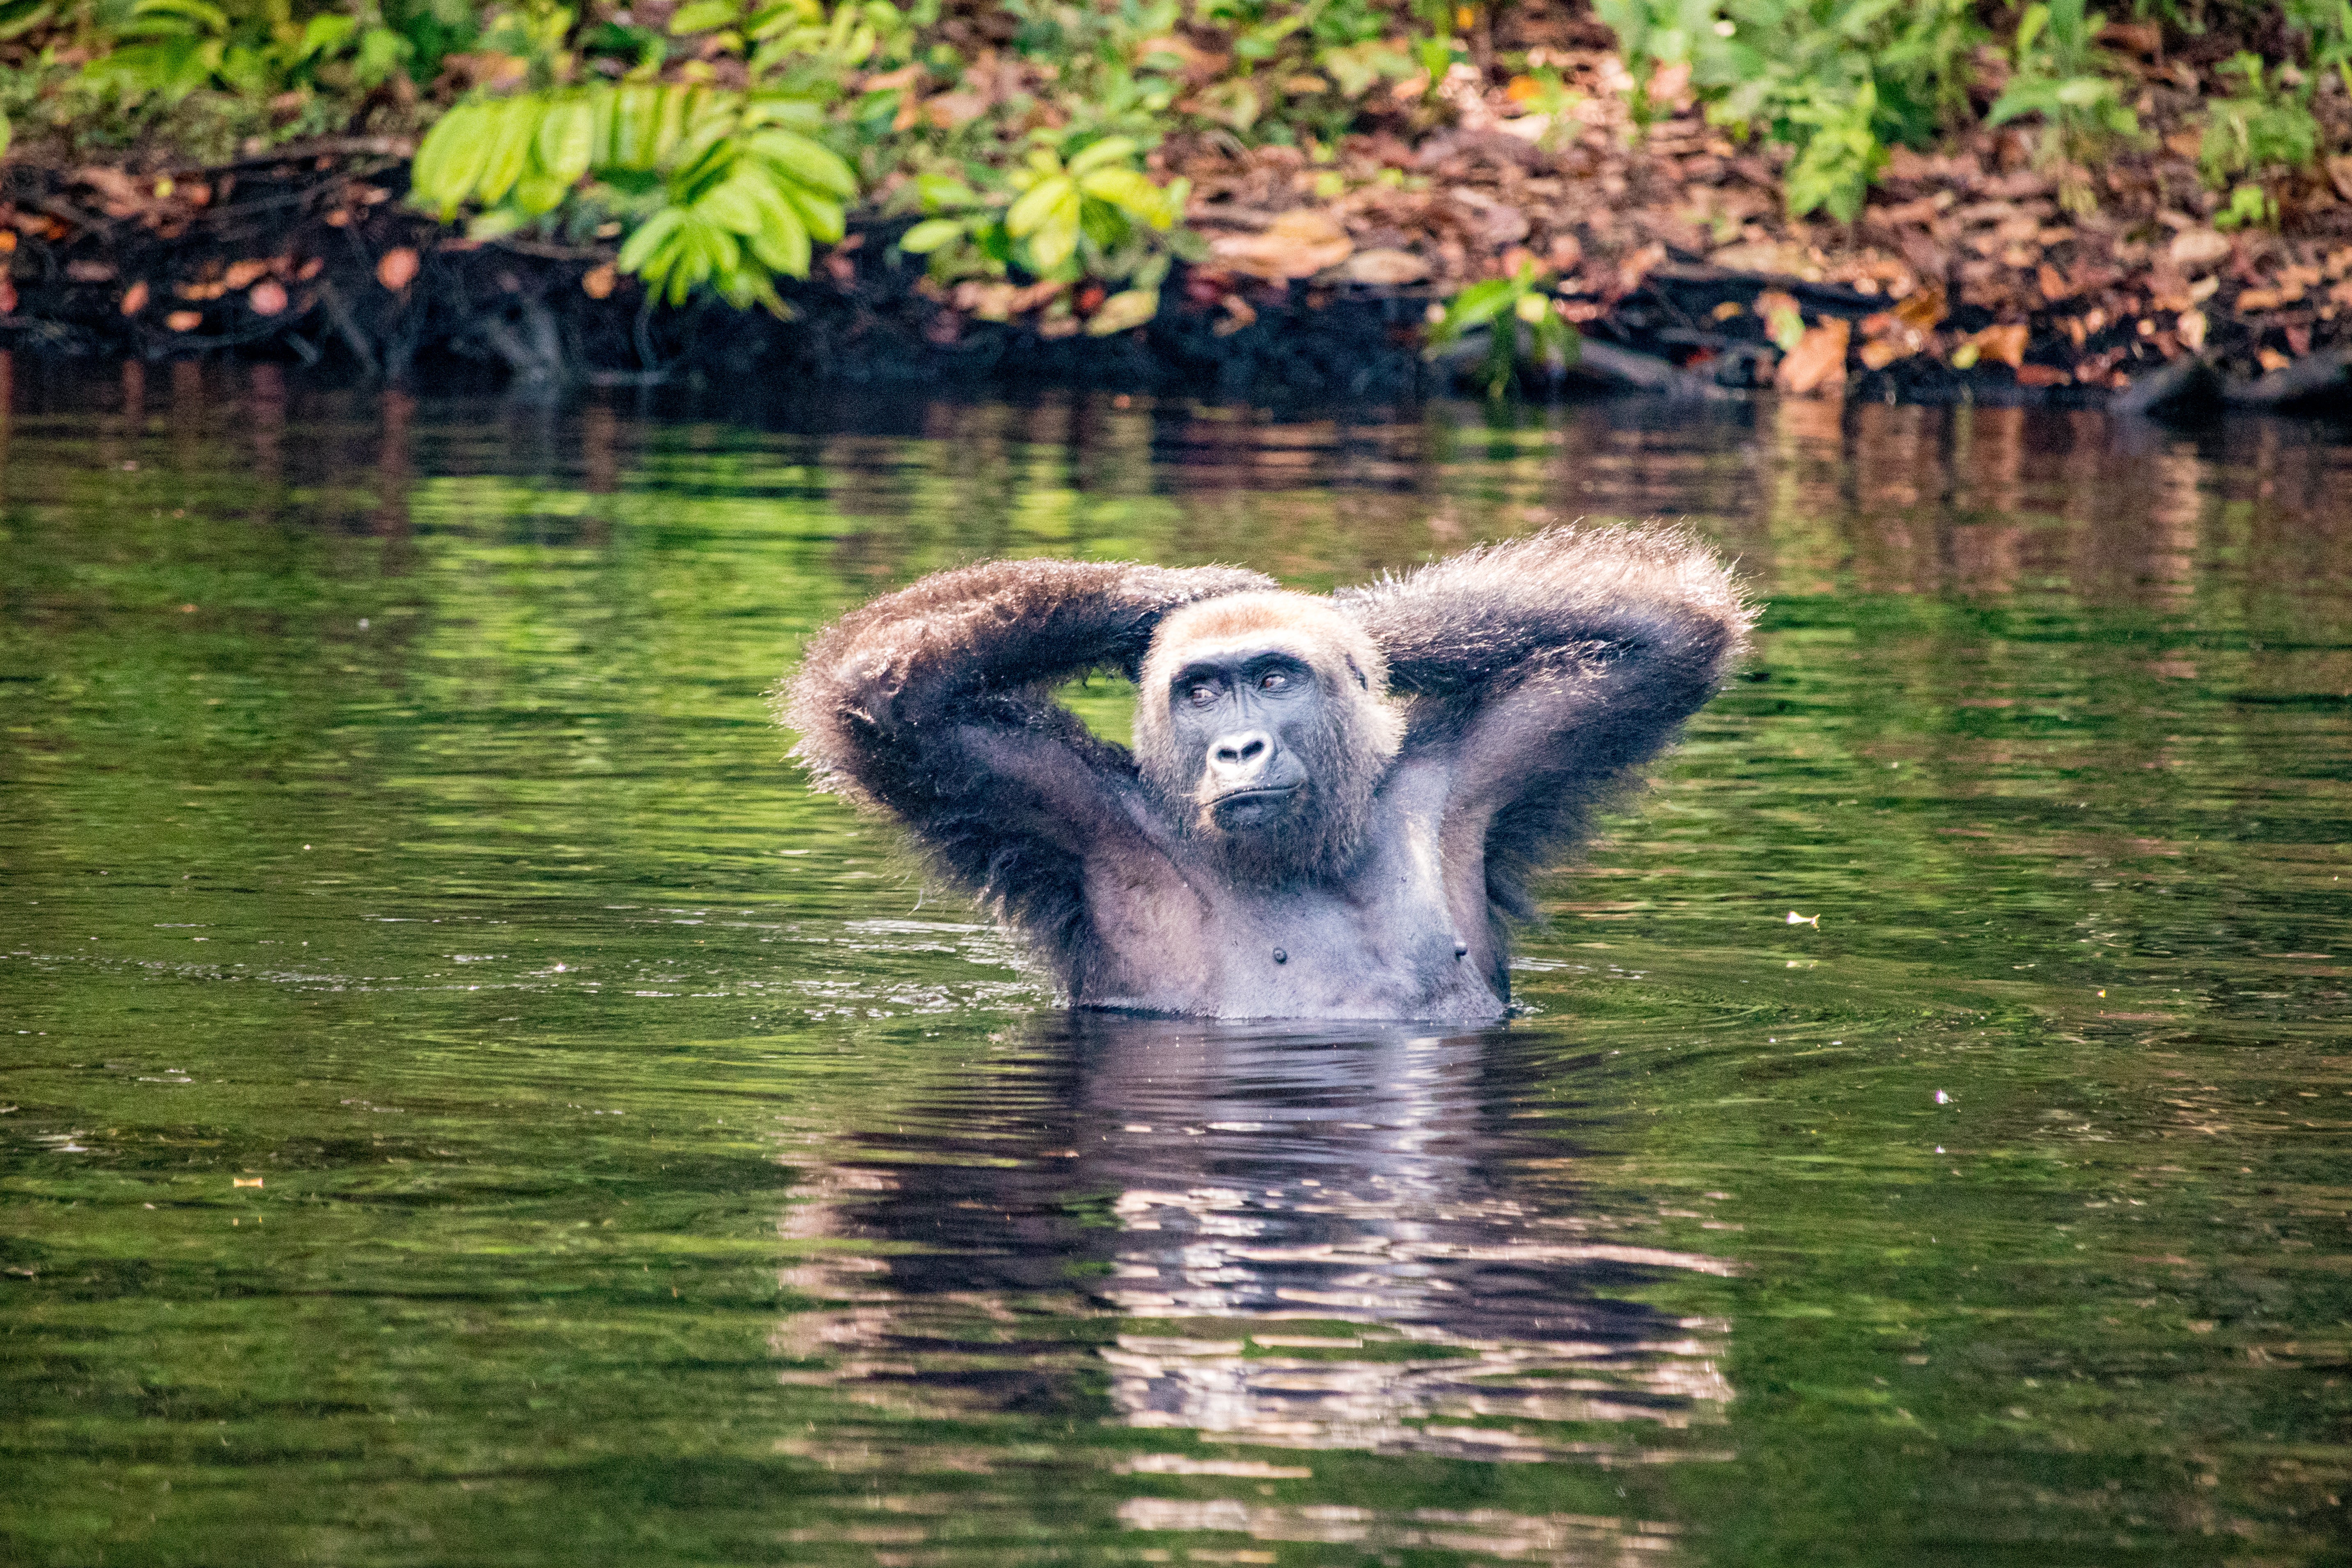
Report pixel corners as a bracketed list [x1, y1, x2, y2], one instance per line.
[1205, 783, 1303, 824]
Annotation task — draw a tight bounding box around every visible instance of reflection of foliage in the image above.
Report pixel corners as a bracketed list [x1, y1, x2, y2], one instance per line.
[1424, 261, 1579, 398]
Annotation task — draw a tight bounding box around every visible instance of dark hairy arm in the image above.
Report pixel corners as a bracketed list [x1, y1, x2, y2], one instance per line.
[779, 558, 1274, 956]
[1339, 526, 1753, 919]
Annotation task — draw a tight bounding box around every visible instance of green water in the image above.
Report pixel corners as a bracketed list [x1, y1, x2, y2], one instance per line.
[3, 366, 2348, 1566]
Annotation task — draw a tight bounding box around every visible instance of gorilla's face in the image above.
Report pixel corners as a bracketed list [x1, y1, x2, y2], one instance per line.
[1166, 646, 1324, 837]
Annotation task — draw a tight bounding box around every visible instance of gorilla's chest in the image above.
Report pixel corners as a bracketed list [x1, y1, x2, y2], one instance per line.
[1081, 797, 1506, 1021]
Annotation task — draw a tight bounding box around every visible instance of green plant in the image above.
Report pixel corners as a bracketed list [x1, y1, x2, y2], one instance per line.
[1424, 262, 1581, 398]
[1987, 0, 2140, 177]
[2198, 51, 2317, 215]
[2288, 0, 2352, 95]
[1595, 0, 1981, 222]
[897, 131, 1190, 327]
[408, 2, 889, 311]
[77, 0, 414, 108]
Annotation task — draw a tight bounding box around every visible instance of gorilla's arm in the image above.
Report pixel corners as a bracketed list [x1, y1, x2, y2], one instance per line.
[781, 558, 1275, 952]
[1340, 527, 1751, 920]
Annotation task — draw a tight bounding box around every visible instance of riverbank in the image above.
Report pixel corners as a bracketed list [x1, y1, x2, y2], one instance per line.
[9, 4, 2352, 414]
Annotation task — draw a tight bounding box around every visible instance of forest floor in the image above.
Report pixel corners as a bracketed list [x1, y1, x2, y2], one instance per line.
[8, 3, 2352, 414]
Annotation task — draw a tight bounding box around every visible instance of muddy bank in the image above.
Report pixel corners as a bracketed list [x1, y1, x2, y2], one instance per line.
[1, 149, 2344, 418]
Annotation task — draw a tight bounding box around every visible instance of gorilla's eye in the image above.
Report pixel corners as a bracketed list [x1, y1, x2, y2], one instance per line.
[1186, 682, 1219, 707]
[1259, 671, 1289, 691]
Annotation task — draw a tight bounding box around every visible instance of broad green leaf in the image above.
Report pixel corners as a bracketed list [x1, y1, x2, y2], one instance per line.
[1440, 278, 1517, 332]
[897, 217, 965, 253]
[913, 173, 979, 210]
[1065, 136, 1139, 176]
[613, 84, 662, 168]
[669, 0, 739, 33]
[412, 100, 494, 216]
[295, 12, 353, 58]
[749, 190, 811, 275]
[745, 129, 858, 197]
[1085, 288, 1159, 335]
[698, 175, 767, 236]
[510, 170, 572, 215]
[780, 186, 845, 244]
[130, 0, 227, 32]
[535, 99, 596, 185]
[474, 96, 541, 207]
[652, 85, 693, 166]
[615, 205, 686, 274]
[1078, 167, 1174, 227]
[740, 94, 826, 129]
[1004, 174, 1074, 239]
[1024, 191, 1082, 273]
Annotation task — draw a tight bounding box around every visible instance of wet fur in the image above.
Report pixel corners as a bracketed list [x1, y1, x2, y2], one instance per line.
[781, 528, 1753, 1011]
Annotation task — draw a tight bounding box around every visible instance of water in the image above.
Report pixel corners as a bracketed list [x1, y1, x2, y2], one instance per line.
[2, 364, 2348, 1566]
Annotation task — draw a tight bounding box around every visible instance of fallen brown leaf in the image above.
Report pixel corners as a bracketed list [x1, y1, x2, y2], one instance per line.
[1337, 248, 1429, 285]
[1894, 286, 1947, 332]
[165, 309, 202, 331]
[581, 263, 617, 300]
[1859, 337, 1909, 370]
[120, 280, 148, 317]
[248, 280, 288, 316]
[1777, 317, 1850, 396]
[377, 247, 420, 290]
[2015, 363, 2070, 387]
[1210, 208, 1353, 280]
[1969, 322, 2028, 368]
[2167, 229, 2232, 268]
[2176, 308, 2206, 352]
[223, 259, 271, 290]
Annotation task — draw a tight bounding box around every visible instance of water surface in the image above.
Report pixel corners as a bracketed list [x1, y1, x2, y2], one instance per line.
[3, 366, 2349, 1565]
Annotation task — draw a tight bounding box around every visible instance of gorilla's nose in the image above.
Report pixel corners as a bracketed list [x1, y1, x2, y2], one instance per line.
[1208, 730, 1274, 782]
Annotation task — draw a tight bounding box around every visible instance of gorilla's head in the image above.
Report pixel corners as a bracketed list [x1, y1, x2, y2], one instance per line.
[1133, 592, 1404, 882]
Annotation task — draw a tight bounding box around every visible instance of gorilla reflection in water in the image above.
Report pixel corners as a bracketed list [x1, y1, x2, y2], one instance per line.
[776, 1013, 1732, 1465]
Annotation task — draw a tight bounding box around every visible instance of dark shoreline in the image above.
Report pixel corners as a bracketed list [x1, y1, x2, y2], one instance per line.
[3, 149, 2345, 421]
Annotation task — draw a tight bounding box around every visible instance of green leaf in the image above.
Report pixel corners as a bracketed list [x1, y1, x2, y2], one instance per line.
[296, 12, 355, 58]
[749, 191, 811, 275]
[652, 84, 695, 167]
[412, 100, 495, 217]
[1440, 278, 1517, 332]
[780, 186, 844, 244]
[1066, 136, 1140, 176]
[1077, 167, 1175, 227]
[745, 129, 858, 197]
[1085, 288, 1160, 335]
[1024, 192, 1082, 273]
[475, 96, 541, 207]
[669, 0, 739, 33]
[615, 205, 686, 275]
[898, 217, 965, 253]
[535, 99, 596, 185]
[1004, 174, 1074, 238]
[510, 170, 573, 215]
[614, 83, 663, 168]
[698, 174, 768, 236]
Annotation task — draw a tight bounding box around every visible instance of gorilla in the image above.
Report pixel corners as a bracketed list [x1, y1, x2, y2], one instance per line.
[782, 526, 1751, 1021]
